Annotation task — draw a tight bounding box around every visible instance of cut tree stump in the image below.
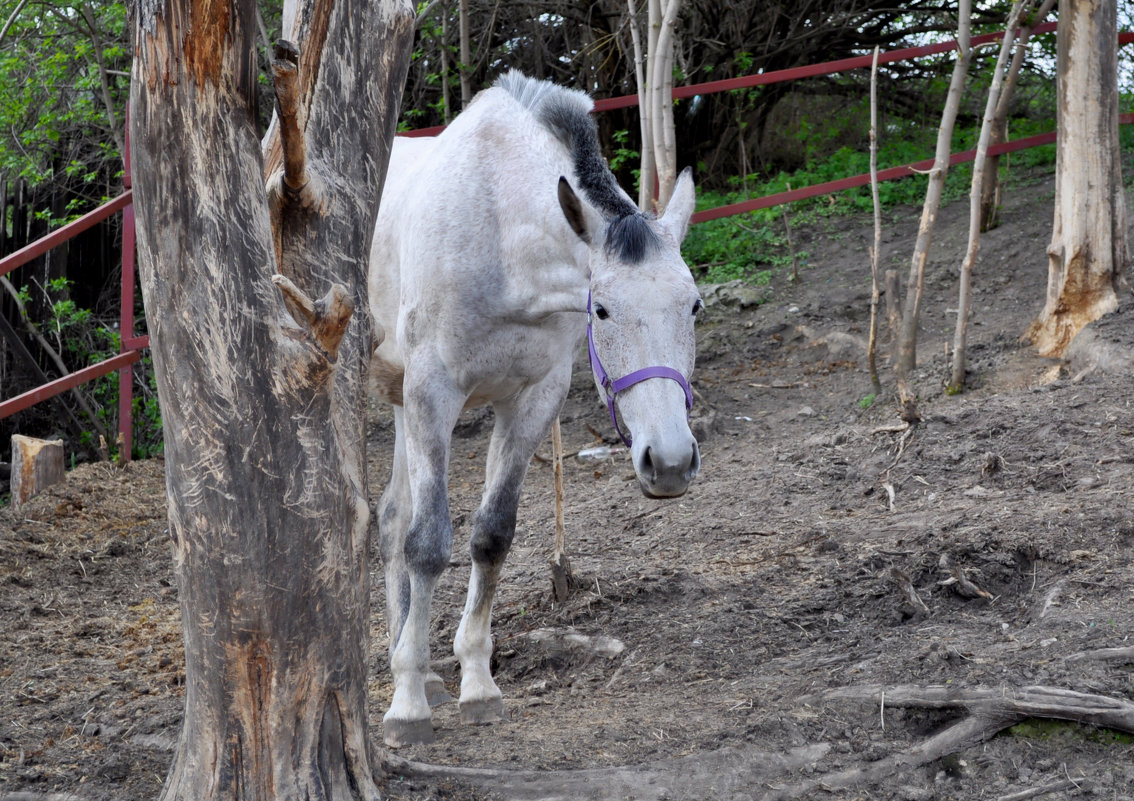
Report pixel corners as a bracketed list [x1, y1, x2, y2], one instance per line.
[10, 435, 64, 511]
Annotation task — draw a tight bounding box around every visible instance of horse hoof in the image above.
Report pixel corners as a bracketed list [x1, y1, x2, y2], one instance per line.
[460, 697, 509, 725]
[426, 677, 454, 708]
[383, 717, 435, 748]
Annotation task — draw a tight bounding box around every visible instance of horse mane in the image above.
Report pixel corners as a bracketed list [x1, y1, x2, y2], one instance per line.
[495, 70, 660, 264]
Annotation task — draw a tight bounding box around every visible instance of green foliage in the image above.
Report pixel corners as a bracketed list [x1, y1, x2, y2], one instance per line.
[19, 278, 163, 460]
[608, 129, 639, 176]
[858, 394, 876, 410]
[683, 205, 799, 286]
[398, 0, 462, 130]
[683, 113, 1071, 287]
[0, 1, 129, 216]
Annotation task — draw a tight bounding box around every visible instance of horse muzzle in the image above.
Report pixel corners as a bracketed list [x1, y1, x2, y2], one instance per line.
[634, 435, 700, 498]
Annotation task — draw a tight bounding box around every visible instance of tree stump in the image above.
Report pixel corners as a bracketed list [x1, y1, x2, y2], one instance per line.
[10, 434, 64, 511]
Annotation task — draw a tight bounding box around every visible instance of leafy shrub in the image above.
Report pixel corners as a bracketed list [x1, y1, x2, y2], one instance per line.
[15, 278, 162, 461]
[682, 116, 1079, 286]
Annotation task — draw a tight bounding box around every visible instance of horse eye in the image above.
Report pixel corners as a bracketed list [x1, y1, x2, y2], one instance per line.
[692, 299, 704, 316]
[594, 304, 610, 321]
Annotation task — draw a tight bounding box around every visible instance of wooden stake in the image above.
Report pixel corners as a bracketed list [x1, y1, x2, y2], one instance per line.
[781, 182, 799, 283]
[549, 416, 572, 602]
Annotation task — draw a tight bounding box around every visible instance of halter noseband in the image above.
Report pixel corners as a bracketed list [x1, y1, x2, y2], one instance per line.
[586, 292, 694, 447]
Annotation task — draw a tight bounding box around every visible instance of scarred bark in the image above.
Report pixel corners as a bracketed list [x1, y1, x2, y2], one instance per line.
[1025, 0, 1127, 357]
[129, 0, 414, 798]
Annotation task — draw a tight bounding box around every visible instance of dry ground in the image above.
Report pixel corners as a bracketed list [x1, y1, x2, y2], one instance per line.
[2, 166, 1134, 800]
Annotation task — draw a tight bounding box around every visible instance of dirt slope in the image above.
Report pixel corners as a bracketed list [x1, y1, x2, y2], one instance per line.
[2, 166, 1133, 800]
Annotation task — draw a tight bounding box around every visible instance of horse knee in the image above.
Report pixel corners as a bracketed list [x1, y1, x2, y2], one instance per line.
[470, 505, 517, 568]
[404, 515, 452, 578]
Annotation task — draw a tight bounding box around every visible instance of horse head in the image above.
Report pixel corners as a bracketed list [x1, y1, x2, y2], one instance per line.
[559, 168, 701, 498]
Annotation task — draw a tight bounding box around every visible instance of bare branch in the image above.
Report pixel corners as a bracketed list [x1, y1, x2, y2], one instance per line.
[79, 3, 125, 157]
[271, 40, 309, 197]
[272, 275, 354, 361]
[866, 45, 882, 397]
[0, 0, 31, 50]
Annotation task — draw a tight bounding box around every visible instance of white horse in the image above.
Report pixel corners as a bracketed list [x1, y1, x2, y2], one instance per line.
[369, 71, 701, 747]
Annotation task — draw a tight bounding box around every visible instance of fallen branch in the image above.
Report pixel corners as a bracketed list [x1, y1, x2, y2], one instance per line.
[766, 684, 1132, 799]
[805, 684, 1134, 733]
[996, 778, 1080, 801]
[1064, 645, 1134, 664]
[938, 554, 994, 600]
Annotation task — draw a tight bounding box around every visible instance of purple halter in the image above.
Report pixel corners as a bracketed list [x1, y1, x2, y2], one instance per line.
[586, 292, 694, 447]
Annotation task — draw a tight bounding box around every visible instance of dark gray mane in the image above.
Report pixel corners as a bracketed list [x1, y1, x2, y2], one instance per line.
[495, 71, 660, 264]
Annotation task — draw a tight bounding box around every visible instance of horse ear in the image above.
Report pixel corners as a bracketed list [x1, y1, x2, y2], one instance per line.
[659, 167, 696, 243]
[558, 176, 592, 244]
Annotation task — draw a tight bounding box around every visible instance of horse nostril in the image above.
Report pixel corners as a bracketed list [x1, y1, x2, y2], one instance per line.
[687, 443, 701, 479]
[640, 446, 657, 483]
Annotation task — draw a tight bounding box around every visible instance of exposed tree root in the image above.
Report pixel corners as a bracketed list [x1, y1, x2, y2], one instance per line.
[807, 684, 1134, 732]
[1064, 645, 1134, 664]
[762, 713, 1009, 799]
[382, 743, 832, 801]
[380, 682, 1134, 800]
[766, 684, 1134, 798]
[996, 777, 1081, 801]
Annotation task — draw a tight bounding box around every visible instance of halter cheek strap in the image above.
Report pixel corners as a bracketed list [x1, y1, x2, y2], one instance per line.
[587, 292, 694, 447]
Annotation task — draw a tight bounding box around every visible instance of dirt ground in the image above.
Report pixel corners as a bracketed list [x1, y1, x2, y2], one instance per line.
[3, 164, 1134, 801]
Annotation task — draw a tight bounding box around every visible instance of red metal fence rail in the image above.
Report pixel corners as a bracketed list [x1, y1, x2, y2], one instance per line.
[1, 21, 1131, 457]
[0, 192, 144, 427]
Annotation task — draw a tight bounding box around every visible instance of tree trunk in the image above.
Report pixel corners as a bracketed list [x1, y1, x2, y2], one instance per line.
[129, 0, 413, 799]
[949, 0, 1025, 393]
[867, 46, 882, 398]
[895, 0, 971, 409]
[459, 0, 472, 107]
[627, 0, 654, 210]
[1025, 0, 1127, 357]
[978, 0, 1056, 232]
[648, 0, 682, 210]
[628, 0, 682, 211]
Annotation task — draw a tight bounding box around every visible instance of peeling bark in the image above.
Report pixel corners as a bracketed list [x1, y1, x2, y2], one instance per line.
[1025, 0, 1127, 357]
[129, 0, 414, 798]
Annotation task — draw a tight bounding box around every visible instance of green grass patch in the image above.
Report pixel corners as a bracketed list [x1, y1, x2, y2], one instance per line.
[1007, 718, 1134, 747]
[683, 117, 1073, 287]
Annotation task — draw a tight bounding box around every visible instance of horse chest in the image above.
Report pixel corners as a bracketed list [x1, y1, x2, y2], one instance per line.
[448, 318, 580, 398]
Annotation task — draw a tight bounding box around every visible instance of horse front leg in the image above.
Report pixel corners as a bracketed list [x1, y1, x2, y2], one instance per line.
[379, 408, 452, 713]
[382, 377, 462, 748]
[454, 373, 569, 724]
